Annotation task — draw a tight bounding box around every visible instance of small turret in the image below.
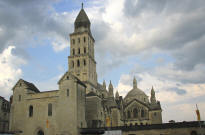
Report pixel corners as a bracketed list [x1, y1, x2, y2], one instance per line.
[108, 81, 114, 98]
[133, 77, 137, 89]
[150, 86, 157, 104]
[115, 90, 119, 100]
[103, 80, 106, 90]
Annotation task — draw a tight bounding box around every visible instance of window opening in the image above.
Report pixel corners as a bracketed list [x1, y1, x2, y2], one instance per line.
[84, 47, 86, 53]
[72, 39, 75, 45]
[29, 105, 33, 117]
[84, 37, 86, 43]
[48, 103, 52, 116]
[78, 38, 80, 43]
[73, 49, 75, 55]
[77, 60, 80, 67]
[78, 48, 80, 54]
[84, 59, 86, 66]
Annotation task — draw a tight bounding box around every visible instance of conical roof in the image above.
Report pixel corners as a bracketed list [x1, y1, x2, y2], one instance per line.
[74, 8, 90, 29]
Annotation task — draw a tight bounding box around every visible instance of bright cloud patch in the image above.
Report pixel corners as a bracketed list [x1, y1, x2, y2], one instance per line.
[0, 46, 26, 99]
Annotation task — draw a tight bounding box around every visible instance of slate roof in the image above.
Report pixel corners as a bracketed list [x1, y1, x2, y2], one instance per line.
[21, 79, 40, 93]
[74, 8, 91, 28]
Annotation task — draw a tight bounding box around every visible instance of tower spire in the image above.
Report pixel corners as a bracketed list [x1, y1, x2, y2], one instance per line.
[150, 86, 156, 104]
[108, 80, 114, 98]
[82, 3, 84, 9]
[115, 90, 119, 100]
[133, 76, 137, 89]
[103, 80, 106, 90]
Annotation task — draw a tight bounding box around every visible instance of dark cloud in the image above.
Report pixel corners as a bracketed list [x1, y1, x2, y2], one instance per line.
[124, 0, 166, 17]
[173, 37, 205, 70]
[0, 0, 72, 55]
[121, 0, 205, 83]
[167, 87, 187, 95]
[153, 11, 205, 51]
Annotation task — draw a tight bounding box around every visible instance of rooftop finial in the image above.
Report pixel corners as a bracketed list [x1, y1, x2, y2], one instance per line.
[82, 2, 84, 9]
[133, 76, 137, 89]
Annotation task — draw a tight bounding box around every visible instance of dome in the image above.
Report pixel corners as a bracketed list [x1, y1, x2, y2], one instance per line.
[124, 77, 149, 103]
[125, 87, 147, 100]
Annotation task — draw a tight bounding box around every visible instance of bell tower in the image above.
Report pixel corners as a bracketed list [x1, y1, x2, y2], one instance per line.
[68, 5, 98, 91]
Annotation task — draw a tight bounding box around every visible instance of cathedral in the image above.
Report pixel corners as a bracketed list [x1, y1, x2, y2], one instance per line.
[9, 6, 162, 135]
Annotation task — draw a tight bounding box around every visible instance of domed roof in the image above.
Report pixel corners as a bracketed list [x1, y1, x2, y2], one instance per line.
[124, 87, 147, 100]
[124, 77, 148, 103]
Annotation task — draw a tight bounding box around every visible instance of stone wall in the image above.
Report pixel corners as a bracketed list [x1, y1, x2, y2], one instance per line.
[0, 97, 10, 132]
[122, 127, 205, 135]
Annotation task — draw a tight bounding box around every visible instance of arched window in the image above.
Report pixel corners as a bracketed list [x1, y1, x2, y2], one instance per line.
[84, 37, 86, 43]
[127, 111, 131, 119]
[19, 95, 21, 101]
[141, 109, 145, 117]
[37, 130, 44, 135]
[73, 49, 75, 55]
[78, 38, 80, 43]
[84, 59, 86, 66]
[78, 48, 80, 54]
[77, 60, 80, 67]
[84, 47, 86, 53]
[72, 39, 75, 45]
[71, 61, 74, 68]
[135, 123, 138, 126]
[133, 108, 138, 118]
[48, 103, 52, 116]
[29, 105, 33, 117]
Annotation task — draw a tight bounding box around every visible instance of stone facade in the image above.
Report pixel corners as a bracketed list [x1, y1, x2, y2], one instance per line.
[10, 73, 86, 135]
[9, 6, 162, 135]
[0, 96, 10, 133]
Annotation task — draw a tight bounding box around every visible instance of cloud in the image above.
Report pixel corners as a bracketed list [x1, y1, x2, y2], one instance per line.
[0, 46, 26, 99]
[84, 0, 205, 80]
[167, 87, 187, 95]
[124, 0, 166, 17]
[0, 0, 72, 54]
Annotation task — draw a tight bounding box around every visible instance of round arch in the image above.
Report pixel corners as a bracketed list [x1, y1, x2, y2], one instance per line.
[37, 130, 44, 135]
[34, 127, 44, 135]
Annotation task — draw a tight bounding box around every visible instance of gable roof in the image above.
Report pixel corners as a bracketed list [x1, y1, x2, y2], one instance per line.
[124, 98, 149, 109]
[22, 79, 39, 92]
[12, 79, 40, 93]
[58, 71, 86, 88]
[124, 98, 162, 111]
